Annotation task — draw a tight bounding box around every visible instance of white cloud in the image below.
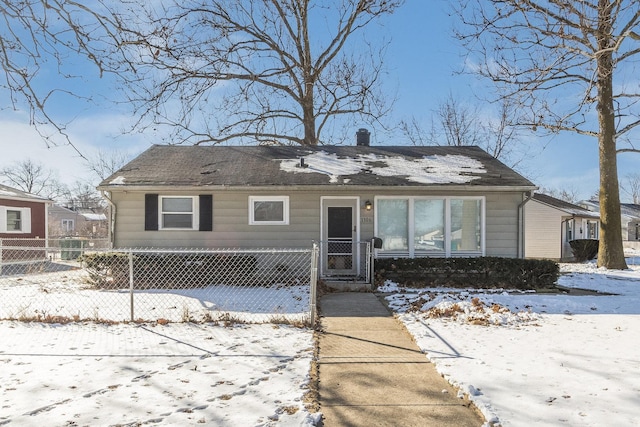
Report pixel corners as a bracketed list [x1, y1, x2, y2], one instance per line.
[0, 112, 151, 187]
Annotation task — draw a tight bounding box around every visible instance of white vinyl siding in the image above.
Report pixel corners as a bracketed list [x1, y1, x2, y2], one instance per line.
[112, 191, 317, 248]
[523, 199, 599, 260]
[110, 189, 521, 258]
[524, 200, 563, 259]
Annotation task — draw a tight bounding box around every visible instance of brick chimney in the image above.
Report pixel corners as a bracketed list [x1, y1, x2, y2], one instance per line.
[356, 128, 370, 146]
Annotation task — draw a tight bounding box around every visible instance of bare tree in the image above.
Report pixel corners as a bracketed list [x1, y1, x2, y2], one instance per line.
[622, 173, 640, 204]
[0, 159, 68, 200]
[103, 0, 401, 146]
[540, 187, 582, 204]
[400, 94, 527, 170]
[454, 0, 640, 269]
[3, 1, 400, 147]
[0, 1, 112, 158]
[401, 94, 483, 147]
[64, 181, 104, 210]
[86, 149, 132, 182]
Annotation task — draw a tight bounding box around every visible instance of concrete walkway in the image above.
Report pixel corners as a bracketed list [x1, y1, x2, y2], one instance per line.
[317, 292, 483, 427]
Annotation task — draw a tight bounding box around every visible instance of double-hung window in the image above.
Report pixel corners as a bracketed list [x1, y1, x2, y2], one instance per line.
[0, 207, 31, 233]
[160, 196, 197, 230]
[375, 196, 484, 258]
[62, 219, 75, 233]
[7, 210, 22, 231]
[249, 196, 289, 225]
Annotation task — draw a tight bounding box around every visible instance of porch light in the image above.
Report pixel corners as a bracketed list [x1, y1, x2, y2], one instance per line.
[364, 200, 372, 211]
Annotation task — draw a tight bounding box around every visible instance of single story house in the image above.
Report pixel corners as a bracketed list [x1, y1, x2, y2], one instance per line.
[524, 193, 600, 260]
[48, 204, 109, 238]
[0, 183, 50, 239]
[97, 141, 537, 280]
[579, 200, 640, 250]
[0, 183, 51, 261]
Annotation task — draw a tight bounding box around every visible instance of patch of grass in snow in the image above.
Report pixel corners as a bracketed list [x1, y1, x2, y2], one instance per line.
[267, 314, 311, 328]
[10, 311, 120, 325]
[406, 292, 538, 326]
[281, 405, 300, 415]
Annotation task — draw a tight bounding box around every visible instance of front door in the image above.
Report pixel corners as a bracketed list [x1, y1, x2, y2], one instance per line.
[322, 199, 358, 277]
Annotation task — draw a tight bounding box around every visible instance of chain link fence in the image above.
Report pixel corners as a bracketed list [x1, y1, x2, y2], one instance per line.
[0, 240, 318, 325]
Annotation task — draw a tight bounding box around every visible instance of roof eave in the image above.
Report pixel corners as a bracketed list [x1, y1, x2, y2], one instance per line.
[0, 194, 53, 204]
[98, 183, 538, 193]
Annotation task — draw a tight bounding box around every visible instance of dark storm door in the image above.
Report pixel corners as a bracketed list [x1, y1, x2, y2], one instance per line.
[325, 205, 357, 275]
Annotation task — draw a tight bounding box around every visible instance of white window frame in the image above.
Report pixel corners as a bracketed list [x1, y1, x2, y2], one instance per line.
[62, 219, 75, 233]
[586, 220, 599, 239]
[0, 206, 32, 234]
[249, 196, 290, 225]
[159, 196, 198, 230]
[565, 219, 574, 242]
[374, 196, 485, 258]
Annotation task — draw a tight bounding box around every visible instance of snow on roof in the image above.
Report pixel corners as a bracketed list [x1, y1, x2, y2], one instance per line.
[0, 189, 19, 197]
[0, 183, 50, 202]
[109, 176, 126, 185]
[279, 151, 485, 184]
[81, 213, 107, 221]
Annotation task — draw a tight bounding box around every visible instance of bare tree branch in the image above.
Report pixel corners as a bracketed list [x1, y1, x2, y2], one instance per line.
[621, 172, 640, 203]
[0, 159, 69, 200]
[400, 94, 529, 171]
[102, 0, 402, 146]
[454, 0, 639, 269]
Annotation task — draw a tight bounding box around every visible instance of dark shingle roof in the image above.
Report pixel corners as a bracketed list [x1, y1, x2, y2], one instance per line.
[99, 145, 536, 189]
[533, 193, 599, 217]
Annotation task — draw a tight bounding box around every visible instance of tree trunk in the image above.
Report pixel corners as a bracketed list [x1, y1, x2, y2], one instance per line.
[302, 84, 317, 146]
[596, 0, 627, 270]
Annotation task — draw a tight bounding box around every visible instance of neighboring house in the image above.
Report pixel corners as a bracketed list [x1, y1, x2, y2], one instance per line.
[0, 183, 51, 261]
[524, 193, 600, 260]
[48, 205, 109, 238]
[579, 200, 640, 249]
[0, 183, 50, 239]
[97, 140, 537, 280]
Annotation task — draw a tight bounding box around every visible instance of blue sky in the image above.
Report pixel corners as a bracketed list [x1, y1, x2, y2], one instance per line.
[0, 1, 636, 201]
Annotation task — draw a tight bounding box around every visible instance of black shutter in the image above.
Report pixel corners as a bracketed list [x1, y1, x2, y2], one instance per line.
[199, 195, 213, 231]
[145, 194, 159, 230]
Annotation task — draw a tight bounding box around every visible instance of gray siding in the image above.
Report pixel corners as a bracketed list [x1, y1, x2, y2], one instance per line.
[484, 192, 520, 258]
[111, 189, 523, 257]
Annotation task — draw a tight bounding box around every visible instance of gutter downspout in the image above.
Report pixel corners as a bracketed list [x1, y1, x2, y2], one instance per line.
[101, 191, 116, 248]
[517, 191, 534, 259]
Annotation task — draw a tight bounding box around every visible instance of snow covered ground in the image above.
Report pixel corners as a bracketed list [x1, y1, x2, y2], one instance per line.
[0, 322, 319, 426]
[0, 272, 312, 324]
[381, 254, 640, 426]
[2, 255, 640, 426]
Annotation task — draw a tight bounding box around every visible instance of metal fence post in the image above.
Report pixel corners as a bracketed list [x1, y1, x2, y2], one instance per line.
[309, 243, 319, 327]
[366, 241, 372, 285]
[129, 250, 134, 322]
[0, 238, 3, 276]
